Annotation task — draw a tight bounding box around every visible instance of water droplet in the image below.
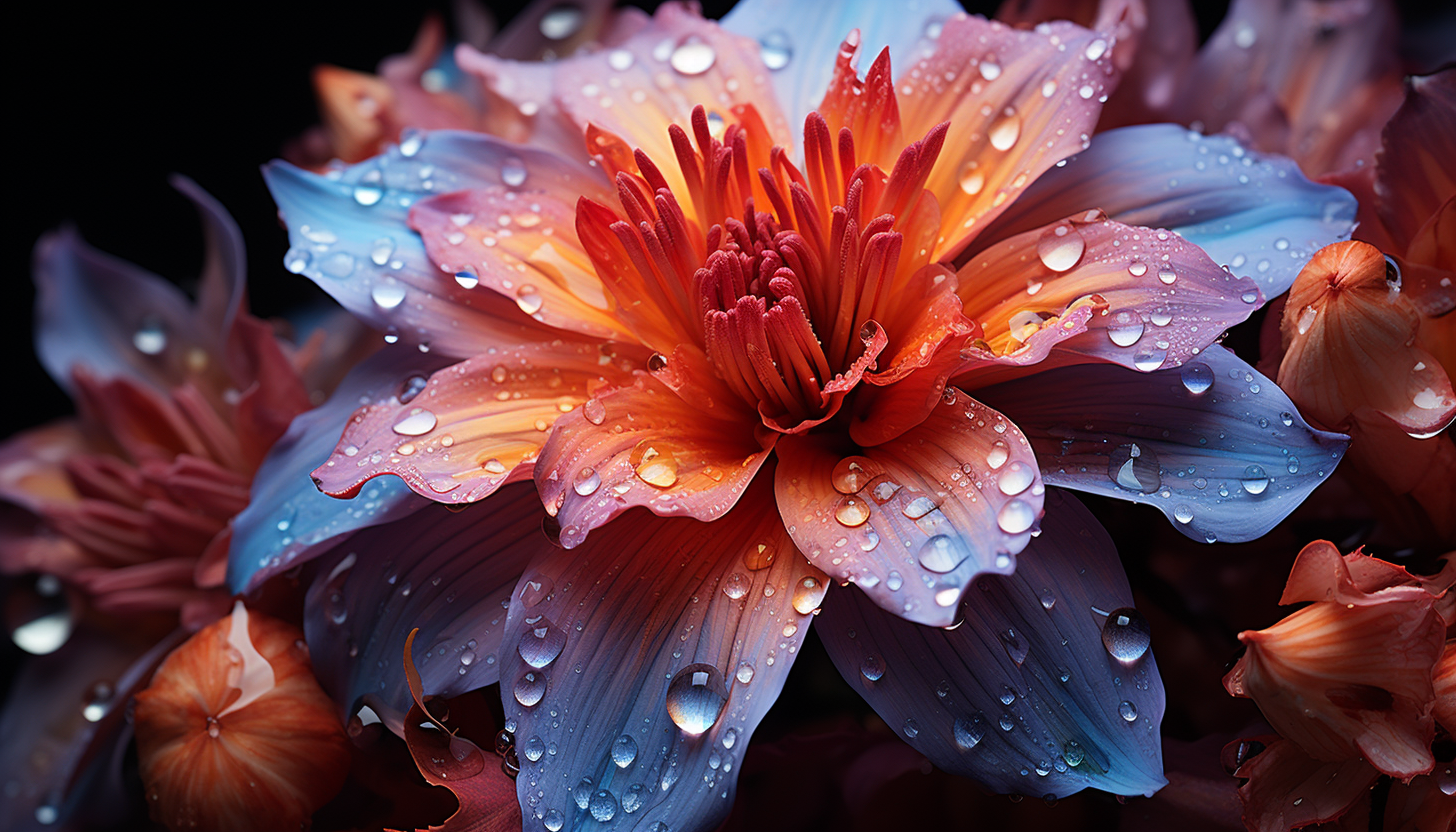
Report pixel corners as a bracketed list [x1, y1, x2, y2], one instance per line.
[607, 48, 635, 71]
[589, 789, 618, 821]
[736, 661, 755, 684]
[744, 541, 776, 570]
[758, 30, 792, 70]
[539, 4, 584, 40]
[1181, 363, 1213, 395]
[997, 462, 1035, 496]
[573, 468, 601, 496]
[515, 285, 543, 315]
[1128, 260, 1148, 277]
[501, 157, 527, 187]
[886, 571, 903, 591]
[988, 111, 1021, 151]
[1280, 411, 1294, 427]
[631, 442, 678, 487]
[284, 247, 312, 274]
[454, 270, 480, 290]
[1173, 504, 1194, 524]
[82, 681, 113, 722]
[666, 664, 728, 734]
[902, 495, 937, 519]
[999, 714, 1015, 731]
[792, 576, 825, 615]
[1039, 590, 1056, 610]
[831, 457, 873, 493]
[1106, 310, 1144, 347]
[1133, 348, 1167, 371]
[1084, 38, 1108, 60]
[513, 670, 546, 706]
[543, 809, 565, 831]
[721, 572, 750, 601]
[996, 500, 1035, 534]
[392, 409, 438, 436]
[670, 38, 716, 75]
[860, 654, 884, 682]
[523, 735, 546, 762]
[517, 617, 566, 668]
[1119, 700, 1138, 721]
[917, 536, 968, 577]
[835, 495, 871, 527]
[958, 164, 985, 195]
[1296, 304, 1318, 335]
[1241, 465, 1269, 495]
[1000, 628, 1029, 666]
[1101, 607, 1151, 662]
[573, 778, 594, 809]
[371, 282, 406, 310]
[10, 575, 72, 655]
[353, 172, 383, 206]
[1036, 224, 1085, 272]
[1107, 443, 1160, 493]
[903, 718, 920, 739]
[612, 734, 638, 768]
[954, 715, 984, 749]
[398, 130, 424, 157]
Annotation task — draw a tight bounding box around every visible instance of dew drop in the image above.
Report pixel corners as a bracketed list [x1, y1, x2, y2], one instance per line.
[1036, 224, 1085, 272]
[860, 654, 884, 681]
[670, 38, 716, 75]
[986, 441, 1010, 469]
[371, 282, 406, 310]
[631, 442, 679, 488]
[1240, 465, 1269, 495]
[835, 495, 871, 527]
[539, 4, 584, 40]
[918, 535, 966, 573]
[736, 662, 755, 684]
[513, 670, 546, 706]
[517, 618, 566, 668]
[573, 468, 601, 496]
[515, 285, 543, 315]
[902, 718, 920, 739]
[1173, 504, 1194, 524]
[988, 111, 1021, 151]
[522, 735, 546, 762]
[958, 165, 985, 195]
[454, 270, 479, 289]
[132, 318, 167, 355]
[721, 572, 750, 601]
[1107, 443, 1160, 493]
[612, 734, 638, 768]
[1101, 607, 1151, 662]
[997, 462, 1034, 496]
[831, 457, 873, 493]
[665, 664, 728, 734]
[996, 500, 1035, 534]
[1119, 700, 1138, 722]
[392, 409, 438, 436]
[1105, 310, 1144, 347]
[1181, 362, 1213, 395]
[758, 30, 792, 70]
[791, 576, 825, 615]
[954, 715, 984, 750]
[501, 157, 528, 188]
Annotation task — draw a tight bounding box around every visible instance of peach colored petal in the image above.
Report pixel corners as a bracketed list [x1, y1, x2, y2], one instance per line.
[134, 603, 350, 832]
[1278, 240, 1456, 436]
[1223, 566, 1444, 777]
[892, 15, 1119, 258]
[1434, 640, 1456, 735]
[1232, 736, 1379, 832]
[314, 338, 643, 503]
[0, 421, 88, 513]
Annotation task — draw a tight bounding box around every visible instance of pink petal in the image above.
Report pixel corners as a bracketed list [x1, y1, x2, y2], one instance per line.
[958, 213, 1260, 376]
[499, 480, 825, 832]
[534, 373, 774, 548]
[1434, 641, 1456, 736]
[1231, 736, 1379, 832]
[893, 15, 1119, 257]
[1372, 70, 1456, 254]
[314, 338, 643, 503]
[776, 388, 1042, 626]
[0, 421, 88, 514]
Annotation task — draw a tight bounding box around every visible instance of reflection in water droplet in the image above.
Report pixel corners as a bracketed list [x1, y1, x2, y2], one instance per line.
[835, 495, 871, 527]
[501, 157, 528, 187]
[1036, 224, 1085, 272]
[996, 500, 1035, 534]
[517, 618, 566, 668]
[988, 111, 1021, 151]
[792, 576, 825, 615]
[1241, 465, 1269, 495]
[589, 789, 618, 822]
[958, 165, 985, 195]
[1181, 362, 1213, 395]
[986, 441, 1010, 469]
[372, 283, 406, 310]
[612, 734, 638, 768]
[997, 462, 1034, 496]
[513, 670, 546, 706]
[1119, 700, 1138, 722]
[903, 718, 920, 739]
[736, 661, 755, 684]
[831, 457, 873, 493]
[1173, 504, 1194, 524]
[918, 536, 966, 573]
[1107, 444, 1161, 493]
[392, 409, 438, 436]
[631, 442, 679, 487]
[665, 664, 728, 734]
[1106, 310, 1144, 347]
[1101, 607, 1152, 662]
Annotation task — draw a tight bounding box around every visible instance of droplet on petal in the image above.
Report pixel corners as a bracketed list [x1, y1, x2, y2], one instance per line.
[1100, 607, 1152, 662]
[1036, 224, 1085, 272]
[665, 664, 728, 734]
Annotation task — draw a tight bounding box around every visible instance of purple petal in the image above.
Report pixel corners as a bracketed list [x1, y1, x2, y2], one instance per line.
[974, 345, 1349, 543]
[302, 484, 544, 733]
[261, 131, 613, 357]
[499, 481, 824, 832]
[816, 489, 1167, 798]
[226, 345, 446, 593]
[974, 124, 1357, 298]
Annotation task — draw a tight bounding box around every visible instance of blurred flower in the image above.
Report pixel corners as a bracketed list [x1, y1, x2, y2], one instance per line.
[250, 2, 1360, 828]
[1223, 540, 1456, 831]
[134, 600, 351, 832]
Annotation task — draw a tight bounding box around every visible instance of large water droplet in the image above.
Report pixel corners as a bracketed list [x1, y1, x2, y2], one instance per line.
[860, 654, 884, 682]
[988, 111, 1021, 151]
[8, 575, 72, 655]
[958, 164, 985, 195]
[1119, 700, 1138, 722]
[670, 38, 716, 75]
[1107, 444, 1160, 493]
[501, 157, 528, 188]
[612, 734, 638, 768]
[1241, 465, 1269, 495]
[1181, 362, 1213, 395]
[1105, 310, 1145, 347]
[996, 500, 1035, 534]
[791, 576, 825, 615]
[665, 664, 728, 734]
[835, 495, 871, 527]
[543, 809, 565, 831]
[918, 535, 966, 573]
[539, 4, 584, 40]
[1101, 607, 1151, 662]
[831, 457, 873, 493]
[758, 30, 792, 70]
[589, 789, 618, 822]
[371, 282, 406, 310]
[517, 617, 566, 668]
[736, 661, 755, 684]
[954, 715, 984, 750]
[513, 670, 546, 706]
[515, 285, 544, 315]
[582, 398, 606, 425]
[392, 409, 438, 436]
[631, 442, 678, 488]
[997, 462, 1035, 496]
[132, 318, 167, 355]
[1036, 224, 1086, 272]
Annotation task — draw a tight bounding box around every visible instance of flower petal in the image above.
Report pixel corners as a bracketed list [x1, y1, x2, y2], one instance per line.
[1230, 737, 1378, 832]
[499, 482, 825, 832]
[973, 124, 1358, 298]
[816, 488, 1167, 798]
[226, 346, 443, 593]
[776, 388, 1042, 627]
[958, 212, 1262, 375]
[892, 15, 1118, 257]
[1277, 240, 1456, 436]
[1373, 70, 1456, 253]
[534, 373, 774, 548]
[303, 486, 543, 733]
[974, 344, 1349, 543]
[721, 0, 957, 144]
[262, 131, 617, 356]
[1435, 641, 1456, 735]
[0, 421, 87, 514]
[314, 338, 642, 504]
[398, 688, 521, 832]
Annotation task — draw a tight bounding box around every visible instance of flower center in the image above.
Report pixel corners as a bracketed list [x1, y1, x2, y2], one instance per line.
[579, 105, 948, 431]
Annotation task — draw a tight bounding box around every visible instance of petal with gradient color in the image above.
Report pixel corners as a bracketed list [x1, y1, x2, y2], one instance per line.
[816, 489, 1166, 798]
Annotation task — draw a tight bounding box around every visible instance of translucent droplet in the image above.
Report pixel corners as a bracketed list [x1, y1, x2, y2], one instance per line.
[979, 59, 1002, 80]
[10, 575, 72, 655]
[1106, 310, 1144, 347]
[612, 734, 638, 768]
[735, 661, 755, 684]
[573, 778, 594, 809]
[918, 535, 965, 573]
[588, 789, 618, 821]
[1036, 224, 1085, 272]
[517, 618, 566, 668]
[371, 283, 406, 310]
[958, 165, 985, 195]
[1039, 590, 1056, 610]
[392, 409, 438, 436]
[996, 500, 1035, 534]
[988, 111, 1021, 151]
[1157, 265, 1177, 285]
[665, 664, 728, 734]
[81, 681, 113, 722]
[501, 157, 528, 187]
[886, 571, 903, 591]
[1084, 38, 1108, 60]
[573, 468, 601, 496]
[284, 247, 312, 274]
[513, 670, 546, 706]
[835, 495, 871, 527]
[1133, 348, 1167, 372]
[543, 809, 565, 831]
[1101, 607, 1151, 662]
[791, 576, 825, 615]
[903, 718, 920, 739]
[132, 318, 167, 355]
[986, 441, 1010, 470]
[744, 541, 775, 570]
[1173, 504, 1194, 524]
[515, 285, 544, 315]
[721, 572, 750, 600]
[1107, 443, 1160, 493]
[454, 270, 479, 289]
[539, 4, 584, 40]
[997, 462, 1034, 496]
[1241, 465, 1269, 495]
[522, 735, 546, 762]
[1119, 700, 1138, 722]
[758, 30, 792, 70]
[622, 783, 648, 813]
[954, 715, 984, 750]
[860, 654, 884, 682]
[831, 457, 873, 493]
[1181, 362, 1213, 395]
[582, 398, 606, 425]
[632, 443, 678, 487]
[670, 38, 716, 75]
[1000, 628, 1028, 666]
[1128, 260, 1148, 277]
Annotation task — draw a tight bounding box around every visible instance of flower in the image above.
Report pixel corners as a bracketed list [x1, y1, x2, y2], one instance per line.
[251, 2, 1355, 828]
[1222, 540, 1456, 831]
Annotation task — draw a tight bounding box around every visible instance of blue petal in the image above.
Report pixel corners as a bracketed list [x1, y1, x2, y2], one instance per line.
[226, 345, 446, 593]
[720, 0, 961, 139]
[975, 124, 1357, 297]
[302, 485, 542, 733]
[261, 131, 608, 358]
[816, 489, 1167, 798]
[974, 345, 1349, 544]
